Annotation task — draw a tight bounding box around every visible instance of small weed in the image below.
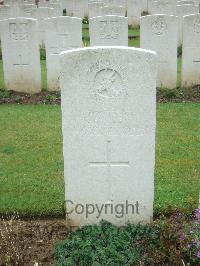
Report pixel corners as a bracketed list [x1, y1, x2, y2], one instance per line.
[15, 95, 23, 103]
[44, 93, 60, 104]
[40, 48, 46, 60]
[0, 89, 10, 100]
[178, 45, 182, 57]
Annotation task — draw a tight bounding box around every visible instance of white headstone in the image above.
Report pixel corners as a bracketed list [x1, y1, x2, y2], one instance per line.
[9, 0, 23, 17]
[88, 2, 104, 18]
[60, 46, 157, 227]
[23, 0, 35, 4]
[0, 18, 41, 93]
[104, 0, 127, 8]
[0, 5, 11, 20]
[38, 0, 49, 7]
[100, 5, 126, 16]
[182, 14, 200, 86]
[65, 0, 73, 16]
[150, 0, 177, 15]
[73, 0, 88, 18]
[89, 15, 128, 46]
[142, 0, 148, 12]
[34, 7, 54, 46]
[176, 4, 199, 45]
[141, 14, 178, 88]
[177, 0, 195, 5]
[49, 3, 63, 16]
[127, 0, 141, 27]
[22, 4, 37, 18]
[45, 16, 82, 91]
[3, 0, 12, 5]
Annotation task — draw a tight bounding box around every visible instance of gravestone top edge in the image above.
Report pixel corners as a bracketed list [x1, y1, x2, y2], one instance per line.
[44, 16, 82, 22]
[141, 14, 178, 19]
[59, 46, 157, 58]
[89, 15, 127, 20]
[183, 13, 200, 19]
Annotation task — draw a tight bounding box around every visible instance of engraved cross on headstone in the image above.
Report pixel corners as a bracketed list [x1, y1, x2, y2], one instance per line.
[13, 54, 29, 80]
[89, 140, 130, 198]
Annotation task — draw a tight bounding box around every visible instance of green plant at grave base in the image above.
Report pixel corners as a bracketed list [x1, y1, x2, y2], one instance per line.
[14, 95, 23, 103]
[43, 93, 61, 104]
[82, 17, 89, 24]
[178, 45, 182, 58]
[0, 89, 10, 101]
[158, 87, 177, 99]
[40, 48, 46, 60]
[55, 210, 200, 266]
[55, 220, 159, 266]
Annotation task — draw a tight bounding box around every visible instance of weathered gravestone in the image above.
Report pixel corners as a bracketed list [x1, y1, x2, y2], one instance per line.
[59, 47, 157, 227]
[23, 0, 35, 4]
[22, 4, 37, 18]
[49, 3, 63, 16]
[176, 4, 198, 45]
[89, 15, 128, 46]
[3, 0, 12, 5]
[142, 0, 148, 12]
[0, 18, 41, 92]
[64, 0, 73, 16]
[182, 14, 200, 86]
[104, 0, 127, 8]
[88, 2, 104, 18]
[127, 0, 141, 27]
[45, 16, 82, 91]
[141, 14, 178, 89]
[73, 0, 88, 18]
[34, 7, 54, 46]
[150, 0, 176, 15]
[0, 5, 11, 20]
[100, 5, 126, 16]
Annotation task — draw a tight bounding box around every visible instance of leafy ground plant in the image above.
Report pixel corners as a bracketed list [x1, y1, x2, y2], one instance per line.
[55, 209, 200, 266]
[55, 220, 159, 266]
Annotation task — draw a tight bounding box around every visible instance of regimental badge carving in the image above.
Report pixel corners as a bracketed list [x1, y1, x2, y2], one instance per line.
[194, 18, 200, 34]
[94, 68, 126, 98]
[9, 23, 28, 41]
[151, 17, 167, 36]
[99, 20, 119, 39]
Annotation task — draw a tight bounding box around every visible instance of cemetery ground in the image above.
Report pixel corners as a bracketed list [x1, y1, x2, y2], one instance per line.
[0, 25, 200, 265]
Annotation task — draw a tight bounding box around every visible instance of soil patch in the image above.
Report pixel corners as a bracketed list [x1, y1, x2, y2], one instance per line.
[0, 218, 67, 265]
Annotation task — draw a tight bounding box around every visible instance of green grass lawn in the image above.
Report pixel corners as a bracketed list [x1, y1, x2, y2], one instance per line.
[0, 103, 199, 217]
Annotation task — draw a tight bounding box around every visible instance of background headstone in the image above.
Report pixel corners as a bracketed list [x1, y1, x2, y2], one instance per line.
[0, 18, 41, 93]
[182, 14, 200, 86]
[141, 14, 178, 88]
[176, 4, 199, 45]
[88, 2, 104, 18]
[89, 15, 128, 46]
[45, 16, 82, 91]
[34, 7, 54, 46]
[100, 5, 126, 16]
